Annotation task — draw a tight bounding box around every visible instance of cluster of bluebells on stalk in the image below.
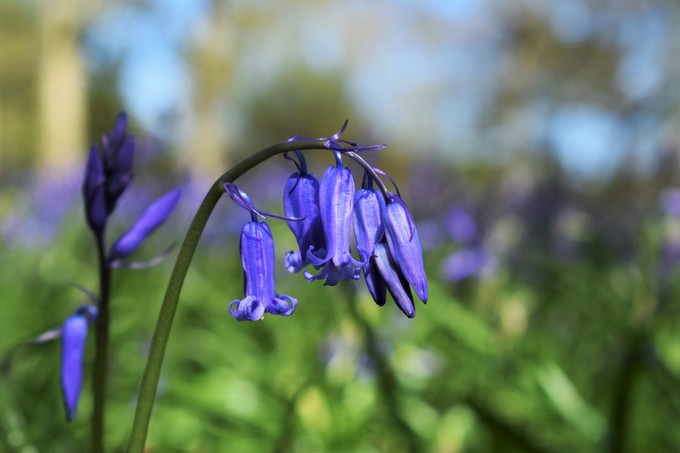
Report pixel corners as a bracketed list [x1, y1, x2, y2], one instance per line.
[34, 112, 181, 421]
[226, 123, 428, 320]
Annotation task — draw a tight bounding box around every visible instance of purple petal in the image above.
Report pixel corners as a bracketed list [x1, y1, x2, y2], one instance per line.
[109, 189, 182, 260]
[372, 242, 415, 318]
[61, 314, 89, 421]
[383, 194, 428, 302]
[283, 172, 325, 271]
[106, 135, 135, 212]
[229, 296, 265, 321]
[353, 188, 387, 305]
[305, 164, 361, 284]
[82, 146, 107, 234]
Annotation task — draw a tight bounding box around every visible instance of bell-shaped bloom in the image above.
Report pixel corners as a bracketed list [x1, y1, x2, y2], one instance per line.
[83, 145, 107, 235]
[382, 193, 428, 302]
[229, 221, 298, 321]
[353, 184, 387, 305]
[305, 156, 361, 286]
[61, 305, 97, 421]
[372, 242, 416, 317]
[102, 112, 134, 214]
[283, 163, 325, 273]
[108, 189, 181, 261]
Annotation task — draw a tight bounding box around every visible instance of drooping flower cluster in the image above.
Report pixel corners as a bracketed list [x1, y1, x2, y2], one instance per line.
[226, 126, 428, 320]
[36, 112, 181, 421]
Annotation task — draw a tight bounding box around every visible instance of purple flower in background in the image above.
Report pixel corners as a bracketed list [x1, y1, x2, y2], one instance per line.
[382, 193, 428, 302]
[225, 184, 298, 321]
[60, 305, 97, 421]
[660, 189, 680, 217]
[305, 152, 362, 285]
[109, 189, 182, 262]
[283, 152, 325, 273]
[442, 248, 490, 282]
[353, 175, 387, 306]
[445, 207, 478, 245]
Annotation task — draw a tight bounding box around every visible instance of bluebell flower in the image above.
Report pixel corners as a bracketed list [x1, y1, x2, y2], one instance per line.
[109, 189, 182, 262]
[371, 242, 415, 317]
[305, 152, 362, 286]
[61, 305, 97, 421]
[283, 151, 325, 273]
[225, 184, 298, 321]
[353, 175, 387, 305]
[382, 193, 428, 302]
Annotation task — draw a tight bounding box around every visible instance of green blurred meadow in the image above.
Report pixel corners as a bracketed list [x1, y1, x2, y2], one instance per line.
[2, 0, 680, 452]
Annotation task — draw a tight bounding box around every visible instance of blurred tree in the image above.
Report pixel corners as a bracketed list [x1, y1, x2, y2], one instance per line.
[37, 0, 88, 174]
[0, 1, 38, 174]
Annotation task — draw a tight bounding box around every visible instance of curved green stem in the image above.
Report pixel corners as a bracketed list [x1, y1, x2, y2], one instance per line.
[127, 139, 330, 452]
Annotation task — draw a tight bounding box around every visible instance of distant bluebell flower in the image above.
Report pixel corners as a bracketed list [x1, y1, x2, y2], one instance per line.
[371, 242, 415, 317]
[442, 248, 490, 282]
[61, 305, 97, 421]
[660, 189, 680, 217]
[283, 152, 325, 273]
[225, 184, 298, 321]
[305, 152, 362, 285]
[445, 207, 478, 245]
[83, 145, 107, 235]
[109, 189, 182, 261]
[353, 175, 387, 305]
[382, 193, 428, 302]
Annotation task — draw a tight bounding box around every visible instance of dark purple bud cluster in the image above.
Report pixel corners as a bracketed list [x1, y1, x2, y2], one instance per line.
[82, 112, 182, 265]
[225, 125, 428, 320]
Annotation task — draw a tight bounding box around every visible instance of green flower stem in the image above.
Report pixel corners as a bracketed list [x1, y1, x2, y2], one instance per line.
[128, 139, 330, 452]
[93, 234, 111, 453]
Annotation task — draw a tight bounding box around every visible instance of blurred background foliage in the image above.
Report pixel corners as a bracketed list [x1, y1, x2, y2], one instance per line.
[2, 0, 680, 451]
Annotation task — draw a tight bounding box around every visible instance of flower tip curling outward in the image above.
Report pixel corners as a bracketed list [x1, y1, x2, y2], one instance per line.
[383, 193, 428, 303]
[61, 305, 97, 421]
[109, 189, 182, 261]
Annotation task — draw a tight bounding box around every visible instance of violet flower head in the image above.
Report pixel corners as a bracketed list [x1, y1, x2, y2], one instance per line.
[61, 305, 97, 421]
[109, 189, 182, 262]
[225, 184, 298, 321]
[353, 174, 387, 306]
[382, 193, 428, 302]
[305, 152, 362, 286]
[283, 151, 325, 273]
